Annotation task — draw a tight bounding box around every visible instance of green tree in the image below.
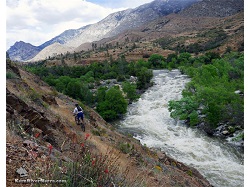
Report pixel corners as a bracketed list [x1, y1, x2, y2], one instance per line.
[169, 52, 244, 128]
[148, 54, 166, 68]
[122, 82, 139, 102]
[168, 96, 199, 126]
[96, 87, 108, 103]
[65, 80, 83, 100]
[136, 67, 153, 89]
[97, 87, 127, 121]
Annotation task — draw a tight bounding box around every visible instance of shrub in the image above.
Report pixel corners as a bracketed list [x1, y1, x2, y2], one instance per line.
[6, 71, 17, 79]
[118, 142, 134, 154]
[46, 147, 133, 187]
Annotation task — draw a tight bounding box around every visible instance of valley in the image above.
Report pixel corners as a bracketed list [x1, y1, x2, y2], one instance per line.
[6, 0, 244, 186]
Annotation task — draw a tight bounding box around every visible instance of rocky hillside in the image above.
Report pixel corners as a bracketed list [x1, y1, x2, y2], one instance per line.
[6, 59, 212, 186]
[8, 0, 199, 62]
[179, 0, 244, 17]
[45, 10, 242, 66]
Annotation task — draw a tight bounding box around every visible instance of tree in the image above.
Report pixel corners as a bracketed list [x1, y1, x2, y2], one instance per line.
[148, 54, 166, 68]
[65, 80, 83, 100]
[97, 87, 127, 121]
[168, 96, 199, 126]
[96, 87, 108, 103]
[136, 67, 153, 89]
[122, 82, 139, 102]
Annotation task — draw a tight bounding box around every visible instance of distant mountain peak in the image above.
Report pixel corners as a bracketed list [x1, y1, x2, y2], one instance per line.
[8, 0, 243, 62]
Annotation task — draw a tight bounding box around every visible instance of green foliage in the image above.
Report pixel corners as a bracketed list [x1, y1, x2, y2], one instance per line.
[97, 87, 128, 121]
[65, 80, 83, 100]
[27, 88, 42, 104]
[80, 71, 95, 83]
[168, 52, 244, 128]
[148, 54, 166, 68]
[118, 142, 133, 154]
[122, 82, 139, 102]
[6, 71, 17, 79]
[232, 132, 244, 142]
[48, 148, 133, 187]
[24, 56, 155, 120]
[91, 127, 106, 136]
[96, 87, 108, 103]
[168, 96, 199, 126]
[136, 67, 153, 89]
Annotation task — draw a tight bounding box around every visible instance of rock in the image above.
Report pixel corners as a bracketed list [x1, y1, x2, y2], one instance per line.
[23, 140, 38, 149]
[61, 156, 73, 162]
[234, 90, 241, 94]
[42, 95, 58, 105]
[222, 130, 229, 135]
[197, 122, 214, 136]
[16, 167, 28, 177]
[157, 151, 166, 160]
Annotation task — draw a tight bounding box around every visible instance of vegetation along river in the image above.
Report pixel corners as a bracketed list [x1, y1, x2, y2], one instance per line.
[116, 69, 244, 187]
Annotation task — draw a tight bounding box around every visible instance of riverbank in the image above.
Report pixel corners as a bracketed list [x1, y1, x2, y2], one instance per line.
[116, 69, 244, 187]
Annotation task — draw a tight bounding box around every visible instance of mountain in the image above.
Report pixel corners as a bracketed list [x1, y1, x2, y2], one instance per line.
[7, 41, 41, 62]
[68, 0, 243, 64]
[179, 0, 244, 17]
[65, 11, 241, 65]
[8, 0, 199, 62]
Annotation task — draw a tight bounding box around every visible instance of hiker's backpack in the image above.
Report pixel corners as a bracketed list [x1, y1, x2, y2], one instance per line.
[77, 106, 82, 112]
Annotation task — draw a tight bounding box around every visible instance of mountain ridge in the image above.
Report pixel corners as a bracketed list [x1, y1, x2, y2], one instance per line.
[7, 0, 199, 62]
[7, 0, 244, 62]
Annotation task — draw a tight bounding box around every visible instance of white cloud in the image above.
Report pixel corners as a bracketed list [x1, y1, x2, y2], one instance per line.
[86, 0, 153, 9]
[6, 0, 126, 49]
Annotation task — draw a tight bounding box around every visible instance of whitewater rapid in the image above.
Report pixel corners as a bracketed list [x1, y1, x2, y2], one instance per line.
[117, 69, 244, 187]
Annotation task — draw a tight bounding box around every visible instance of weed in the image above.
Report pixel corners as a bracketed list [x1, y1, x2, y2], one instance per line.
[44, 147, 134, 187]
[27, 88, 42, 102]
[6, 71, 17, 79]
[118, 142, 134, 154]
[91, 127, 107, 136]
[187, 170, 193, 176]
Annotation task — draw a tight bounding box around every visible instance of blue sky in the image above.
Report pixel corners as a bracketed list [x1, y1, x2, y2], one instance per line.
[6, 0, 153, 49]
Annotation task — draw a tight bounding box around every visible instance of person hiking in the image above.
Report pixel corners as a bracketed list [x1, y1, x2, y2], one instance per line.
[73, 103, 84, 125]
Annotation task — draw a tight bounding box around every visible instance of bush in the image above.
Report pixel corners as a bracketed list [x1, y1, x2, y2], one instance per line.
[118, 142, 134, 154]
[6, 72, 17, 79]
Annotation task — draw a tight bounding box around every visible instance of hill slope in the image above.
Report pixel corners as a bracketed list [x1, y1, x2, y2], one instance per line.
[6, 59, 212, 186]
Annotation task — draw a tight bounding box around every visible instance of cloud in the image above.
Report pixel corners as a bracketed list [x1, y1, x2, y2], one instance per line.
[6, 0, 125, 49]
[86, 0, 153, 9]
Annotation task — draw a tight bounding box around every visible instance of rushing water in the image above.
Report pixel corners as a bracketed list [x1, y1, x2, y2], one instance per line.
[116, 70, 244, 187]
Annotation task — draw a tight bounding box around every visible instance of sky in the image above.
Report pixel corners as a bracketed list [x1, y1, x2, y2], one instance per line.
[6, 0, 153, 50]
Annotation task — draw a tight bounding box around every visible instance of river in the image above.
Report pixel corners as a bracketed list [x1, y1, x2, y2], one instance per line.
[116, 69, 244, 187]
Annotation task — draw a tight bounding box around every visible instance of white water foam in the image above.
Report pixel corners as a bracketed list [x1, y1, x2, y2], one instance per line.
[118, 69, 244, 187]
